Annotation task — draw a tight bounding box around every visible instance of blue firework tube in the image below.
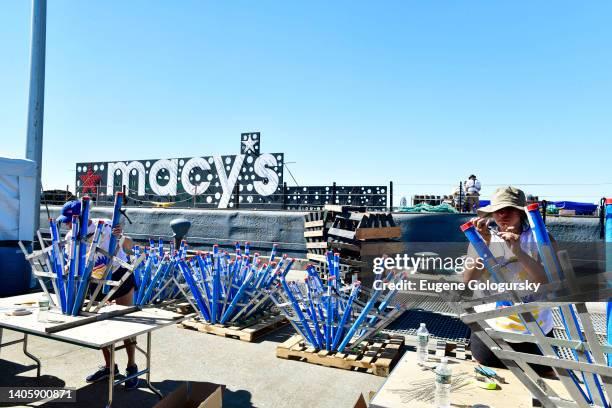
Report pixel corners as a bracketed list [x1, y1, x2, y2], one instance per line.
[332, 282, 361, 350]
[529, 203, 607, 404]
[525, 203, 564, 281]
[71, 220, 105, 315]
[178, 260, 211, 321]
[365, 272, 403, 330]
[211, 245, 220, 323]
[136, 257, 152, 304]
[280, 275, 318, 346]
[605, 199, 612, 366]
[282, 258, 295, 277]
[220, 270, 256, 323]
[66, 216, 79, 311]
[325, 276, 335, 350]
[306, 264, 325, 292]
[102, 192, 124, 294]
[460, 221, 502, 283]
[462, 220, 594, 401]
[49, 219, 67, 313]
[270, 243, 278, 263]
[337, 281, 384, 353]
[77, 196, 91, 279]
[305, 278, 324, 347]
[196, 253, 213, 302]
[140, 260, 169, 305]
[244, 241, 250, 258]
[158, 238, 164, 258]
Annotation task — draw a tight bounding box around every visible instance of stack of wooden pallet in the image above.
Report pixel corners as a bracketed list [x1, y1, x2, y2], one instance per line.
[304, 205, 404, 285]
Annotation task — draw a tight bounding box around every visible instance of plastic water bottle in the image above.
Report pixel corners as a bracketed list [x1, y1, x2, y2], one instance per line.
[37, 295, 49, 323]
[435, 357, 452, 408]
[416, 322, 429, 362]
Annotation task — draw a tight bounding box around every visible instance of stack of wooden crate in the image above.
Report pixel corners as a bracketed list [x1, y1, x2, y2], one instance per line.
[304, 205, 404, 285]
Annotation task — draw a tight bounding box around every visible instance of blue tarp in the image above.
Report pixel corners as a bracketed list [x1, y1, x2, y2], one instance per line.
[552, 201, 598, 215]
[476, 200, 596, 215]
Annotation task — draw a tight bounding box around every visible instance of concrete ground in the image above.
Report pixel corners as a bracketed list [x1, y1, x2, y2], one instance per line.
[0, 323, 386, 408]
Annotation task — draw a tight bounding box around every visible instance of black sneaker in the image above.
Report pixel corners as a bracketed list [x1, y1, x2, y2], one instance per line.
[86, 365, 119, 383]
[124, 365, 140, 390]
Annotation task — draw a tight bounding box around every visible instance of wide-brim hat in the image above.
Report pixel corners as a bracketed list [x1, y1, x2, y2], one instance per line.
[477, 186, 526, 217]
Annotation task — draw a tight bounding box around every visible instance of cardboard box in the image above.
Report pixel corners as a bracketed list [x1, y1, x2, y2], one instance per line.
[559, 209, 576, 216]
[154, 382, 224, 408]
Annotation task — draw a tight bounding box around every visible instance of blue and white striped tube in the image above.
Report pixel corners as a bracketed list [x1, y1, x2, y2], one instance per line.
[103, 192, 123, 294]
[331, 282, 361, 350]
[526, 203, 606, 405]
[461, 219, 594, 404]
[135, 257, 152, 304]
[270, 243, 278, 263]
[139, 259, 169, 305]
[525, 203, 564, 281]
[325, 276, 334, 350]
[220, 269, 255, 324]
[460, 221, 502, 283]
[178, 260, 211, 321]
[211, 245, 221, 323]
[337, 280, 384, 353]
[280, 274, 318, 346]
[49, 218, 67, 313]
[66, 216, 79, 311]
[77, 196, 91, 280]
[71, 220, 104, 315]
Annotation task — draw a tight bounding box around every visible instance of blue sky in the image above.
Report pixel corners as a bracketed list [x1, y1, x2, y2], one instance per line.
[1, 1, 611, 204]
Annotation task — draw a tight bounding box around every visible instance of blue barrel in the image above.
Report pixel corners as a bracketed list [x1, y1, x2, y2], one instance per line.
[0, 241, 32, 296]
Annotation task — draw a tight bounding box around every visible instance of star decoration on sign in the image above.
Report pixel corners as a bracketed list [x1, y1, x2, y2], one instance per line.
[79, 165, 102, 195]
[241, 132, 260, 155]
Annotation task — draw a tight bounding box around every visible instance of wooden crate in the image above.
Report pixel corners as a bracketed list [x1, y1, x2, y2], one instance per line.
[178, 314, 288, 342]
[276, 334, 405, 377]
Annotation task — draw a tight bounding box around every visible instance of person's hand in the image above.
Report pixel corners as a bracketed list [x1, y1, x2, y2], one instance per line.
[498, 226, 522, 255]
[112, 225, 123, 238]
[471, 217, 491, 243]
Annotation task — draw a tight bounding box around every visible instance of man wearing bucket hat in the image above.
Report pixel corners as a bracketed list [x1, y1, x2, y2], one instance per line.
[463, 186, 554, 375]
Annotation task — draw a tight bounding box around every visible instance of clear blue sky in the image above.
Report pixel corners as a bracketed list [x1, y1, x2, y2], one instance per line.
[1, 1, 611, 204]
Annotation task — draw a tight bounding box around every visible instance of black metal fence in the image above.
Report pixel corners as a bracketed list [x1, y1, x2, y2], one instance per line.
[71, 181, 393, 211]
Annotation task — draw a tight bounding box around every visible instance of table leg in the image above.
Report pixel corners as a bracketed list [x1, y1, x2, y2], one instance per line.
[145, 332, 163, 399]
[22, 334, 41, 378]
[106, 345, 115, 408]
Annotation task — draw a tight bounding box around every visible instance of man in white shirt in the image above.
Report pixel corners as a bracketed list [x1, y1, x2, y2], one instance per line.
[464, 174, 481, 212]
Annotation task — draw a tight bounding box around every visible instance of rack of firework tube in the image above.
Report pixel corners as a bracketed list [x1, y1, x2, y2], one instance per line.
[18, 193, 145, 332]
[175, 242, 291, 341]
[452, 202, 612, 408]
[271, 251, 405, 376]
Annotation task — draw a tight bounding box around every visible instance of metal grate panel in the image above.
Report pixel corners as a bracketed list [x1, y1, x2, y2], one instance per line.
[382, 309, 470, 345]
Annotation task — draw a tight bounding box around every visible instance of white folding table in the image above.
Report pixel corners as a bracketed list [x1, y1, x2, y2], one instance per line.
[0, 293, 188, 407]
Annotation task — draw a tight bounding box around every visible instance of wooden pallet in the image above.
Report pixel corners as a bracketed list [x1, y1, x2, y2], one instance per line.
[178, 314, 288, 342]
[276, 334, 405, 377]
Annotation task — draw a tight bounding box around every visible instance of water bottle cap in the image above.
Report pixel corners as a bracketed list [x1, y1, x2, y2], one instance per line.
[420, 323, 426, 328]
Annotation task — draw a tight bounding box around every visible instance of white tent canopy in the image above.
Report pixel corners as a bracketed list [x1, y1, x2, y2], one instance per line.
[0, 157, 36, 241]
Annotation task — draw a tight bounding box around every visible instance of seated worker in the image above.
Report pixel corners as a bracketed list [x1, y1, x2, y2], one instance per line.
[463, 186, 554, 375]
[57, 200, 140, 390]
